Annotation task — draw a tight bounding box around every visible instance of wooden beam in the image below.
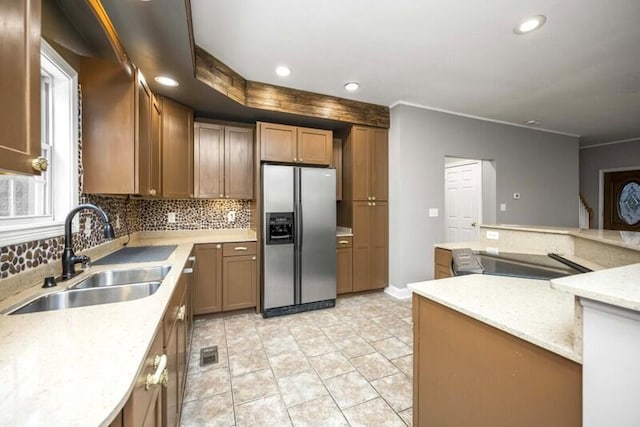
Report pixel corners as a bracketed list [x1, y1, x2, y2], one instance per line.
[194, 46, 390, 128]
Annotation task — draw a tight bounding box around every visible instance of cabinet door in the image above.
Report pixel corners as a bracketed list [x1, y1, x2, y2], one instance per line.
[150, 96, 162, 196]
[0, 0, 41, 175]
[163, 326, 178, 427]
[137, 73, 153, 196]
[297, 127, 332, 165]
[176, 290, 188, 423]
[224, 126, 254, 199]
[337, 247, 353, 294]
[370, 128, 388, 201]
[352, 202, 371, 292]
[141, 393, 162, 427]
[194, 123, 224, 198]
[222, 255, 257, 311]
[370, 202, 388, 289]
[193, 244, 223, 315]
[259, 122, 296, 162]
[350, 127, 371, 201]
[333, 139, 343, 201]
[161, 97, 193, 198]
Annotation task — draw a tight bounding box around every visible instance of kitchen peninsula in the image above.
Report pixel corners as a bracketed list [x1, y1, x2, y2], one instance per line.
[409, 224, 640, 427]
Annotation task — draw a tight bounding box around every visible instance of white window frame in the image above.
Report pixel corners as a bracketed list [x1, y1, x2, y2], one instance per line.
[0, 40, 78, 246]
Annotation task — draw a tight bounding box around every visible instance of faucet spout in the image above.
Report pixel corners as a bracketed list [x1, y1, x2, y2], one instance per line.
[61, 203, 115, 280]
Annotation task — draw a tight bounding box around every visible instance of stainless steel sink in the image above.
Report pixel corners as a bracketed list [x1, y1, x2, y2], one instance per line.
[9, 282, 162, 315]
[70, 265, 171, 289]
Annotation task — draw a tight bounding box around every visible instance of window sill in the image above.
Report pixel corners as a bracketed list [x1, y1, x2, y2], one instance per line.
[0, 222, 65, 247]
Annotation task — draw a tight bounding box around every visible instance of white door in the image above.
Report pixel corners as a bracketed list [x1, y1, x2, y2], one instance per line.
[445, 160, 482, 242]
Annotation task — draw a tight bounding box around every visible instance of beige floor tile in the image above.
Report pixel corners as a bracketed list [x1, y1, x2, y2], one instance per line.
[391, 354, 413, 378]
[183, 367, 230, 403]
[370, 314, 410, 330]
[342, 397, 406, 427]
[371, 337, 412, 360]
[235, 394, 292, 427]
[398, 407, 413, 426]
[311, 311, 342, 328]
[228, 349, 270, 377]
[355, 324, 393, 342]
[351, 352, 399, 381]
[277, 370, 329, 407]
[287, 396, 349, 426]
[256, 323, 290, 341]
[371, 372, 412, 412]
[289, 324, 324, 341]
[309, 351, 354, 379]
[226, 333, 262, 355]
[188, 345, 228, 374]
[180, 392, 235, 427]
[333, 336, 376, 359]
[321, 324, 356, 342]
[231, 368, 279, 405]
[296, 334, 337, 357]
[262, 334, 300, 356]
[324, 371, 378, 409]
[269, 350, 311, 378]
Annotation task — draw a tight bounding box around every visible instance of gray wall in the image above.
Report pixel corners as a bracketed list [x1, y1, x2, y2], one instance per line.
[579, 139, 640, 228]
[389, 104, 579, 288]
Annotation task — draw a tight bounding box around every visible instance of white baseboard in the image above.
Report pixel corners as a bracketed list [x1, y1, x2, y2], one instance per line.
[384, 284, 412, 300]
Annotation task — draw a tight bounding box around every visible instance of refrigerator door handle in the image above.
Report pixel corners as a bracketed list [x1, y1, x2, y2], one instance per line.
[293, 167, 301, 305]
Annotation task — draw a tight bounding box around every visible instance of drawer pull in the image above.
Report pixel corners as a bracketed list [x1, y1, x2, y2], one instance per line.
[145, 354, 168, 390]
[234, 246, 248, 251]
[338, 240, 349, 245]
[188, 256, 196, 262]
[183, 268, 193, 274]
[177, 305, 186, 321]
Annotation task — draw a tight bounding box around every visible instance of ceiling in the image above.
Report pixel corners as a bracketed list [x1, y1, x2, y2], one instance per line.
[191, 0, 640, 146]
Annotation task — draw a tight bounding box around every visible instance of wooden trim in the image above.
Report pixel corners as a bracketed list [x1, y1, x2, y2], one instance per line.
[184, 0, 196, 72]
[579, 192, 594, 228]
[194, 46, 390, 128]
[85, 0, 131, 68]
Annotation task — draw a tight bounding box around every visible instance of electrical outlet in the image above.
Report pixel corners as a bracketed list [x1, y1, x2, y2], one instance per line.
[115, 214, 121, 229]
[428, 208, 439, 217]
[167, 212, 177, 223]
[227, 211, 236, 223]
[486, 230, 500, 240]
[84, 217, 93, 238]
[500, 203, 507, 212]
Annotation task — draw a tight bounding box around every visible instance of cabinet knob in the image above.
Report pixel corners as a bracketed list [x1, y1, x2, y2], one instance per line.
[252, 256, 256, 260]
[368, 202, 372, 206]
[217, 244, 222, 249]
[31, 156, 49, 172]
[372, 196, 376, 201]
[149, 189, 156, 196]
[177, 305, 186, 321]
[367, 196, 372, 201]
[226, 195, 229, 198]
[293, 157, 297, 161]
[145, 354, 168, 390]
[219, 194, 224, 198]
[372, 202, 376, 206]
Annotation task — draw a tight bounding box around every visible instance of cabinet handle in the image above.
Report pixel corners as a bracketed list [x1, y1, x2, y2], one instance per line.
[293, 157, 297, 161]
[31, 156, 49, 172]
[149, 189, 156, 196]
[216, 244, 222, 249]
[338, 240, 349, 245]
[183, 268, 193, 274]
[145, 354, 168, 390]
[177, 305, 186, 321]
[188, 256, 196, 262]
[252, 256, 256, 260]
[234, 246, 248, 251]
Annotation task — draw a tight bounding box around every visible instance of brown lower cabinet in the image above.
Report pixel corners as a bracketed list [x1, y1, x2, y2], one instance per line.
[413, 294, 582, 427]
[434, 247, 452, 279]
[336, 236, 353, 294]
[193, 241, 257, 314]
[352, 202, 388, 292]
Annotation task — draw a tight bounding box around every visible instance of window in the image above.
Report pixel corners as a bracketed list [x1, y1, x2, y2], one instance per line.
[0, 40, 78, 246]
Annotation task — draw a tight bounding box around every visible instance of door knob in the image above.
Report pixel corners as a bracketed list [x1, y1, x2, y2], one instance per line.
[31, 156, 48, 172]
[471, 222, 477, 227]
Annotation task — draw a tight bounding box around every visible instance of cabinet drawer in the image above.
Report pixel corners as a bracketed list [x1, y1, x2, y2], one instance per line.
[434, 264, 452, 280]
[336, 236, 353, 248]
[223, 241, 257, 257]
[434, 248, 452, 268]
[164, 273, 187, 345]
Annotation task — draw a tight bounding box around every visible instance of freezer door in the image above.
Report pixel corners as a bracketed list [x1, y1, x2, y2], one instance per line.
[262, 165, 295, 310]
[299, 167, 337, 304]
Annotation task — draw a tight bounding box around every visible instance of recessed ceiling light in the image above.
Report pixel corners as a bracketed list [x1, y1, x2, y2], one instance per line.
[154, 76, 179, 87]
[514, 15, 547, 34]
[525, 120, 541, 126]
[344, 82, 360, 92]
[275, 66, 291, 77]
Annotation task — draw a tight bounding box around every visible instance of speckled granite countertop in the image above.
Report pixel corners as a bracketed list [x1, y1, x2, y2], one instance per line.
[408, 275, 580, 363]
[0, 229, 256, 426]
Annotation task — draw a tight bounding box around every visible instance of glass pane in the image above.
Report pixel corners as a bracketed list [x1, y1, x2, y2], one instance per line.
[0, 179, 9, 217]
[13, 178, 32, 216]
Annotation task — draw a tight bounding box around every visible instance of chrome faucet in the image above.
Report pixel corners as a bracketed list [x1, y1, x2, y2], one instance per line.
[61, 203, 115, 280]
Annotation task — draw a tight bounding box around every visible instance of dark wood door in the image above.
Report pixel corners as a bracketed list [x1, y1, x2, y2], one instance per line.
[259, 122, 296, 162]
[370, 128, 388, 201]
[193, 244, 223, 314]
[352, 202, 371, 291]
[163, 325, 178, 427]
[137, 73, 153, 196]
[161, 97, 193, 198]
[336, 246, 353, 294]
[0, 0, 41, 175]
[222, 255, 257, 311]
[194, 123, 224, 198]
[604, 170, 640, 231]
[350, 127, 371, 201]
[297, 127, 332, 165]
[225, 126, 254, 199]
[370, 202, 388, 289]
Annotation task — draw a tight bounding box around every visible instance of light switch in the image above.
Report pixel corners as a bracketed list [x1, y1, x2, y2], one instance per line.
[429, 208, 439, 217]
[500, 203, 507, 211]
[167, 212, 177, 223]
[227, 211, 236, 223]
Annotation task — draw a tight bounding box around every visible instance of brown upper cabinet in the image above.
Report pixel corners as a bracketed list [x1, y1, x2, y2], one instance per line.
[81, 57, 162, 196]
[194, 122, 254, 200]
[0, 0, 42, 175]
[259, 122, 332, 166]
[332, 138, 343, 201]
[344, 126, 388, 201]
[161, 97, 194, 199]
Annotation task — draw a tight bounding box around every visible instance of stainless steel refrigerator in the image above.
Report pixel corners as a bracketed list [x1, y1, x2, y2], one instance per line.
[262, 164, 336, 317]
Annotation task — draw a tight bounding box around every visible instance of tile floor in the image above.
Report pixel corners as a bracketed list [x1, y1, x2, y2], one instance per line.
[180, 291, 413, 427]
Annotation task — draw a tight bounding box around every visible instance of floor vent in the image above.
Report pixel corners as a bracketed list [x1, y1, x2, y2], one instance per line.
[200, 346, 219, 366]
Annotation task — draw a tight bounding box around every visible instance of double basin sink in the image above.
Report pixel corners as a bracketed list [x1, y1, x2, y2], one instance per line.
[8, 265, 171, 315]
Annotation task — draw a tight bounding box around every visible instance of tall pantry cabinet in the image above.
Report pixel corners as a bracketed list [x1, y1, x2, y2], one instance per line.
[338, 126, 388, 292]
